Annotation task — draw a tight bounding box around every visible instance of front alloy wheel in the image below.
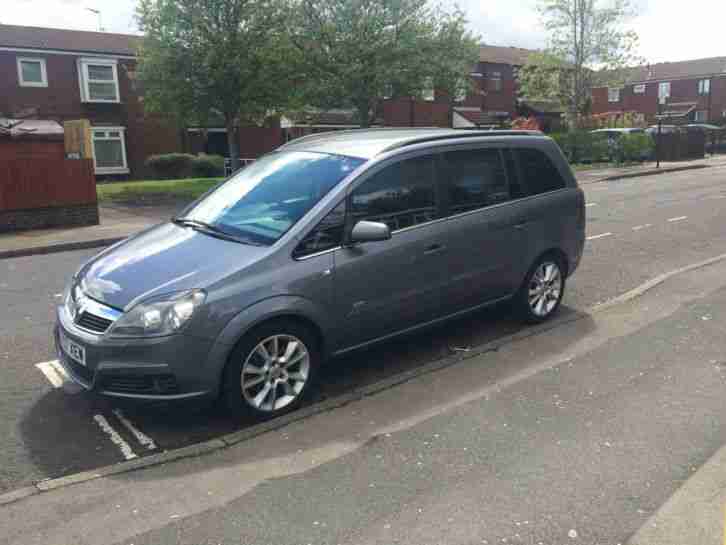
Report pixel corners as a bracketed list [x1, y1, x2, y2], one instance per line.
[241, 335, 310, 412]
[223, 320, 320, 419]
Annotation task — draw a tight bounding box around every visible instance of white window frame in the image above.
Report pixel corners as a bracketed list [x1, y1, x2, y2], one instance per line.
[78, 58, 120, 103]
[422, 78, 435, 101]
[490, 71, 502, 92]
[91, 127, 129, 175]
[17, 57, 47, 87]
[698, 79, 711, 96]
[608, 87, 621, 102]
[633, 84, 645, 94]
[694, 110, 707, 122]
[658, 81, 671, 100]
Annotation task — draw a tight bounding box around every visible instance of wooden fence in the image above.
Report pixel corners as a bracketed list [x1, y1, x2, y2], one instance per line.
[0, 158, 96, 212]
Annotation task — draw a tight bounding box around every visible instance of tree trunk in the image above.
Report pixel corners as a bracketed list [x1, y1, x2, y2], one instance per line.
[225, 117, 240, 171]
[356, 99, 371, 128]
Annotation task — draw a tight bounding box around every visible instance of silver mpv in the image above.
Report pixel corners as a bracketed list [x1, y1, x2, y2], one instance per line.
[55, 129, 585, 418]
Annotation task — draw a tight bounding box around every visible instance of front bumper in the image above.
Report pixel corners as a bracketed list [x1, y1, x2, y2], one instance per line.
[54, 305, 221, 401]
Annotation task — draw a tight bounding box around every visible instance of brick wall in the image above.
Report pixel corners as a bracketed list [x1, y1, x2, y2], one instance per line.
[383, 98, 450, 127]
[0, 203, 98, 233]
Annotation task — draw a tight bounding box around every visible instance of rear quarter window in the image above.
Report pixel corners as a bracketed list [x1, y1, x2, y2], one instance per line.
[516, 148, 567, 196]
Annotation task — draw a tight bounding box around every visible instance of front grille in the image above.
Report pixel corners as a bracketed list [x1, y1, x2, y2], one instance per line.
[100, 374, 179, 395]
[76, 311, 113, 333]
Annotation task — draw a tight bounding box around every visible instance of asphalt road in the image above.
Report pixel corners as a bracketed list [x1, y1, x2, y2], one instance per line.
[2, 164, 726, 496]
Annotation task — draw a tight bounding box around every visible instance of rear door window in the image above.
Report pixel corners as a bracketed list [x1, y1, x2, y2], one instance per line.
[441, 148, 510, 215]
[515, 148, 567, 195]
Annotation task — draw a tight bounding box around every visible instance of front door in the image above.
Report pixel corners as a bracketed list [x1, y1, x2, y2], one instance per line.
[331, 153, 448, 352]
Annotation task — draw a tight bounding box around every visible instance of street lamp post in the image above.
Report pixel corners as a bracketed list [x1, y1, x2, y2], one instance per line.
[656, 96, 666, 169]
[86, 8, 104, 32]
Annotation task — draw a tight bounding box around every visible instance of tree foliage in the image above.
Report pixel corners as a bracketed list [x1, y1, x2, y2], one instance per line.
[518, 0, 642, 123]
[136, 0, 301, 166]
[291, 0, 479, 127]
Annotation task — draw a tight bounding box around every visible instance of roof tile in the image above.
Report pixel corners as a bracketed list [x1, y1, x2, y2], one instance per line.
[0, 24, 139, 56]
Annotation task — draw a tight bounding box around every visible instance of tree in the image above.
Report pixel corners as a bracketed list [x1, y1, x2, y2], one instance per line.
[518, 0, 641, 124]
[136, 0, 301, 168]
[427, 6, 480, 125]
[291, 0, 478, 127]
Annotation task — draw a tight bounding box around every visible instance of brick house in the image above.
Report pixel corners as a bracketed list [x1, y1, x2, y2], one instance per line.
[453, 44, 536, 128]
[592, 57, 726, 125]
[0, 24, 183, 179]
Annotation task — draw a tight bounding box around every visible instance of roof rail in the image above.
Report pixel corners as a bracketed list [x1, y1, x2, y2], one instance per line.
[276, 127, 450, 150]
[379, 130, 544, 154]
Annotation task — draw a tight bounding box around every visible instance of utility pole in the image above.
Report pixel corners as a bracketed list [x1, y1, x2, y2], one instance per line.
[86, 8, 104, 32]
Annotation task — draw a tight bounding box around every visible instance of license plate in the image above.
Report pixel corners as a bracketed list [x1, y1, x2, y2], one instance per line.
[60, 330, 86, 366]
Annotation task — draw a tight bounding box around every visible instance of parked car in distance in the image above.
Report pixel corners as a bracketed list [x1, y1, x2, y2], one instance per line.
[55, 129, 585, 419]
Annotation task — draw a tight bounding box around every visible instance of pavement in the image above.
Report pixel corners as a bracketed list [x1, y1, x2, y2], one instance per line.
[2, 155, 726, 260]
[0, 202, 181, 259]
[3, 162, 726, 542]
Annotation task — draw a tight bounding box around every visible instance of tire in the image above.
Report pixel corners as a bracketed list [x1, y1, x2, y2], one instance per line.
[515, 254, 565, 324]
[222, 319, 320, 419]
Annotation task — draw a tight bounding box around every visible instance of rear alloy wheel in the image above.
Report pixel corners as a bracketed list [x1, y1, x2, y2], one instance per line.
[224, 321, 319, 419]
[517, 256, 565, 323]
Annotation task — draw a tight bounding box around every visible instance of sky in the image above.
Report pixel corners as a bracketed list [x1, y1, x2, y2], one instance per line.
[2, 0, 726, 64]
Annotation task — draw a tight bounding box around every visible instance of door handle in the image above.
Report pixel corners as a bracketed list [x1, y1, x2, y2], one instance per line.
[423, 243, 445, 255]
[513, 220, 530, 230]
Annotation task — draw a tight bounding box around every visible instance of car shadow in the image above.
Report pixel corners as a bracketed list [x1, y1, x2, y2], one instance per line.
[19, 302, 595, 483]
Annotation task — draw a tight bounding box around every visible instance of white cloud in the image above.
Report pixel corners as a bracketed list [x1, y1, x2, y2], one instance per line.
[3, 0, 725, 63]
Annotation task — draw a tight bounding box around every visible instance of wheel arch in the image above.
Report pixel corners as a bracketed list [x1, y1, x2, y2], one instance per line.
[532, 247, 570, 278]
[210, 296, 329, 396]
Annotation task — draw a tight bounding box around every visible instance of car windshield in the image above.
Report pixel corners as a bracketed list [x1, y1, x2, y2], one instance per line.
[179, 151, 364, 245]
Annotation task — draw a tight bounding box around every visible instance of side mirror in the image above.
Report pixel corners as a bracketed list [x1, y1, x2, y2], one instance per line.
[350, 220, 391, 244]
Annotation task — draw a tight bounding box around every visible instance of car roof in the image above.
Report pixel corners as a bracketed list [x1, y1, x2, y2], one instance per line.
[591, 128, 643, 133]
[278, 128, 546, 159]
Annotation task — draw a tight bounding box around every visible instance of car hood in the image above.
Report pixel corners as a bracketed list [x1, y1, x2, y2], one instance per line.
[78, 222, 267, 310]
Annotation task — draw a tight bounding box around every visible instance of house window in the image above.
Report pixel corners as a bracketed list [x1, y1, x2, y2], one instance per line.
[490, 71, 502, 92]
[608, 87, 621, 102]
[17, 57, 47, 87]
[78, 58, 120, 102]
[658, 81, 671, 100]
[633, 84, 645, 94]
[91, 127, 128, 174]
[698, 79, 711, 96]
[694, 110, 708, 122]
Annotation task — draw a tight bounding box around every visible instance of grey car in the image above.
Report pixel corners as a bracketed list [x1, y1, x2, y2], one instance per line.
[55, 129, 585, 418]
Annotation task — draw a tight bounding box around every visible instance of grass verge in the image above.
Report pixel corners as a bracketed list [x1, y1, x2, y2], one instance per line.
[97, 178, 223, 203]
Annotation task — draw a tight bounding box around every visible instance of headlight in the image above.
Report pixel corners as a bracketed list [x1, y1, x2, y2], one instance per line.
[107, 290, 206, 338]
[63, 282, 82, 320]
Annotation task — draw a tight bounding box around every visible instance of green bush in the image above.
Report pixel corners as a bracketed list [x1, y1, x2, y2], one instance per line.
[551, 131, 610, 164]
[618, 133, 654, 162]
[551, 130, 653, 164]
[191, 154, 225, 177]
[145, 153, 196, 179]
[145, 153, 226, 179]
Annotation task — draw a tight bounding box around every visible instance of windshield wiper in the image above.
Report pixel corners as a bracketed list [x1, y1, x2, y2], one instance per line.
[172, 217, 263, 246]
